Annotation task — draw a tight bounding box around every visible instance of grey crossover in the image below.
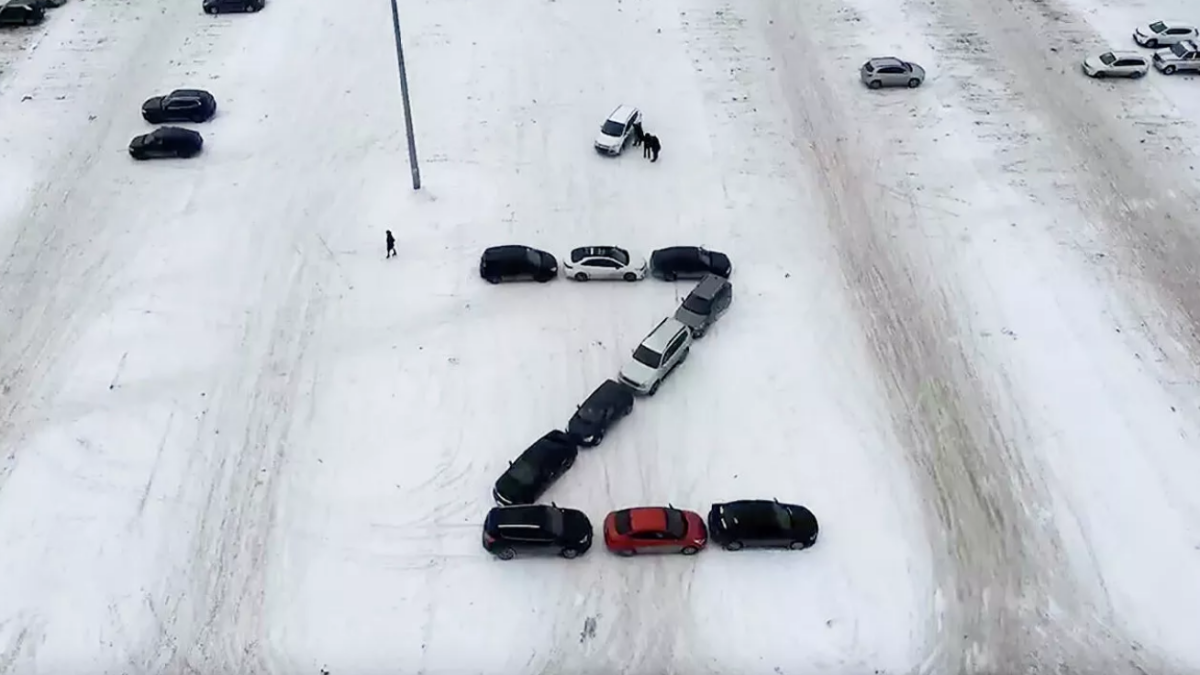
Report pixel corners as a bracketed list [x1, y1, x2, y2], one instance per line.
[860, 57, 926, 89]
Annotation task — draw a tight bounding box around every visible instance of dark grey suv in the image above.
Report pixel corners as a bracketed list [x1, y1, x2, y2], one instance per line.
[203, 0, 263, 14]
[674, 274, 733, 338]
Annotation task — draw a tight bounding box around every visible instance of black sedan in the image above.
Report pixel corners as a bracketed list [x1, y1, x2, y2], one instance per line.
[0, 2, 44, 26]
[567, 379, 634, 447]
[479, 245, 558, 284]
[142, 89, 216, 124]
[128, 127, 203, 160]
[707, 499, 819, 551]
[649, 246, 732, 281]
[482, 504, 594, 560]
[492, 430, 578, 506]
[203, 0, 263, 14]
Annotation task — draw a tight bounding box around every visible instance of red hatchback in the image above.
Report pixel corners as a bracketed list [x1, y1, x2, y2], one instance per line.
[603, 506, 708, 556]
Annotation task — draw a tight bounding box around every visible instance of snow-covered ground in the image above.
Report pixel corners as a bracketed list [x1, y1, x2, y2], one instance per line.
[1, 0, 1199, 672]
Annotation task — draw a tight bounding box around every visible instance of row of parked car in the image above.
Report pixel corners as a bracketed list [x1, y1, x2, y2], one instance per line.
[479, 251, 822, 560]
[0, 0, 63, 29]
[477, 244, 732, 284]
[1082, 20, 1200, 78]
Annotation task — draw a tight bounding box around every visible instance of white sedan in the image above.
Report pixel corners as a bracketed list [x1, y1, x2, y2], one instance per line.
[1133, 21, 1198, 49]
[563, 246, 647, 282]
[1082, 51, 1149, 78]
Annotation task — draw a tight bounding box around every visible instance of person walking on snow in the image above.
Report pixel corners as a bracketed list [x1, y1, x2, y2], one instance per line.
[386, 230, 396, 258]
[646, 134, 661, 162]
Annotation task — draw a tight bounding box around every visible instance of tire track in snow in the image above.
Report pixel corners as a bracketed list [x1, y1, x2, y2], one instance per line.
[750, 0, 1139, 671]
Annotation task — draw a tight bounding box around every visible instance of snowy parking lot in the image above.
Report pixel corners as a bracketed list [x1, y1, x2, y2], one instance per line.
[1, 0, 1200, 673]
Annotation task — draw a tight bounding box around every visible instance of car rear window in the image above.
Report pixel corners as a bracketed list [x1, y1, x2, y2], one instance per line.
[632, 345, 662, 368]
[665, 509, 687, 539]
[863, 62, 875, 73]
[682, 294, 712, 314]
[613, 510, 633, 535]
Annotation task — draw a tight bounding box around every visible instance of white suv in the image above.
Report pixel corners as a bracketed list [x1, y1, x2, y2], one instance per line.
[1153, 40, 1200, 74]
[619, 318, 692, 395]
[594, 105, 641, 156]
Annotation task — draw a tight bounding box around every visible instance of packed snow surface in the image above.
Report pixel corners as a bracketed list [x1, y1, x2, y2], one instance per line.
[1, 0, 1199, 673]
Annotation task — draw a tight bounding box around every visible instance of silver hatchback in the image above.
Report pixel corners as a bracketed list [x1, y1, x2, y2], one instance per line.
[860, 57, 926, 89]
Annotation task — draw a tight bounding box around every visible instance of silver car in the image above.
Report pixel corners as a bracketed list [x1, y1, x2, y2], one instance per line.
[673, 274, 733, 338]
[618, 318, 693, 396]
[860, 57, 926, 89]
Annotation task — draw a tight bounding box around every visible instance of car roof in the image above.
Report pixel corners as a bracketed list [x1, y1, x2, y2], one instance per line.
[570, 245, 623, 261]
[489, 504, 554, 528]
[687, 274, 729, 300]
[653, 246, 702, 260]
[169, 89, 209, 97]
[628, 507, 669, 532]
[868, 57, 905, 67]
[484, 244, 533, 259]
[1107, 50, 1147, 58]
[1176, 40, 1199, 50]
[583, 379, 631, 407]
[607, 105, 638, 122]
[640, 317, 688, 352]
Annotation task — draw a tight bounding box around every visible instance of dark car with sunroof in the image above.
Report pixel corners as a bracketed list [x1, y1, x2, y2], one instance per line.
[649, 246, 732, 281]
[707, 499, 819, 551]
[482, 504, 593, 560]
[567, 379, 634, 447]
[479, 245, 558, 284]
[492, 430, 578, 505]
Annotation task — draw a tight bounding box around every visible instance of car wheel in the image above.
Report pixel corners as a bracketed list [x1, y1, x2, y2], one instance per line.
[868, 80, 882, 90]
[591, 430, 605, 446]
[560, 547, 580, 559]
[1094, 71, 1106, 78]
[574, 272, 588, 282]
[908, 78, 920, 88]
[1130, 70, 1145, 78]
[617, 549, 635, 557]
[724, 541, 744, 551]
[1163, 65, 1176, 75]
[1146, 39, 1158, 48]
[484, 276, 500, 284]
[648, 380, 661, 396]
[623, 272, 638, 282]
[788, 541, 808, 551]
[665, 271, 678, 281]
[681, 546, 699, 555]
[536, 274, 553, 283]
[245, 2, 257, 10]
[206, 5, 217, 13]
[495, 547, 516, 561]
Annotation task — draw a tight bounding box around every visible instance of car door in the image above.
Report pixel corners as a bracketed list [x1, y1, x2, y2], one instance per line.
[587, 257, 621, 279]
[1167, 27, 1194, 43]
[879, 65, 904, 85]
[0, 5, 17, 23]
[712, 286, 731, 320]
[165, 98, 198, 120]
[511, 529, 554, 555]
[1114, 58, 1142, 74]
[661, 334, 685, 371]
[630, 530, 665, 554]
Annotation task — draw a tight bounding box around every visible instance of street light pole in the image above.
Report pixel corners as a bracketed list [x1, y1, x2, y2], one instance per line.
[388, 0, 421, 190]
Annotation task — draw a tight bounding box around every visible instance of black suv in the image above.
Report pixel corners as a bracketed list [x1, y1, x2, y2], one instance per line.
[492, 430, 578, 505]
[479, 245, 558, 284]
[203, 0, 263, 14]
[649, 246, 732, 281]
[0, 1, 44, 26]
[567, 380, 634, 447]
[482, 504, 594, 560]
[707, 499, 819, 551]
[142, 89, 217, 124]
[128, 127, 203, 160]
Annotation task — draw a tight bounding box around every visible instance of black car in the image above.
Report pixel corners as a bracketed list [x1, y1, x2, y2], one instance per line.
[128, 127, 203, 160]
[707, 499, 819, 551]
[492, 430, 578, 505]
[142, 89, 217, 124]
[203, 0, 263, 14]
[479, 245, 558, 284]
[0, 1, 44, 26]
[482, 504, 594, 560]
[567, 379, 634, 447]
[649, 246, 733, 281]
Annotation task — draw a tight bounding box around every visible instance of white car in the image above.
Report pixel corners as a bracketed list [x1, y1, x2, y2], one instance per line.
[1082, 51, 1149, 78]
[1133, 21, 1198, 49]
[593, 105, 641, 156]
[618, 317, 693, 396]
[1153, 40, 1200, 74]
[563, 246, 647, 282]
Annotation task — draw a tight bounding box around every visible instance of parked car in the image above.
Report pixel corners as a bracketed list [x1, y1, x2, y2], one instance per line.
[27, 0, 65, 9]
[142, 89, 217, 124]
[707, 499, 819, 551]
[649, 246, 732, 281]
[593, 104, 642, 155]
[1082, 51, 1149, 78]
[492, 430, 578, 506]
[673, 274, 733, 338]
[128, 127, 203, 160]
[860, 57, 926, 89]
[603, 506, 708, 556]
[567, 379, 634, 447]
[1133, 21, 1197, 49]
[479, 245, 558, 284]
[482, 504, 594, 560]
[1152, 40, 1200, 74]
[0, 1, 44, 26]
[618, 317, 692, 396]
[203, 0, 263, 13]
[562, 246, 647, 282]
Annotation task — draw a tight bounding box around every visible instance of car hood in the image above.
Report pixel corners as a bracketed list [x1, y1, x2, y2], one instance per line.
[561, 509, 593, 542]
[129, 134, 151, 148]
[539, 251, 558, 272]
[1135, 25, 1153, 38]
[1154, 48, 1179, 60]
[493, 472, 534, 505]
[709, 251, 732, 276]
[594, 131, 622, 147]
[619, 359, 658, 387]
[909, 63, 926, 78]
[141, 96, 164, 112]
[1083, 56, 1106, 69]
[567, 411, 601, 438]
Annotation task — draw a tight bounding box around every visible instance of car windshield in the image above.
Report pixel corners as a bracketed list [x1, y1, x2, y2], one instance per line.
[1149, 21, 1167, 33]
[632, 345, 662, 368]
[507, 459, 539, 486]
[526, 250, 542, 266]
[863, 62, 875, 72]
[607, 248, 629, 265]
[1171, 43, 1189, 57]
[697, 250, 711, 267]
[601, 120, 625, 136]
[772, 503, 792, 531]
[664, 509, 687, 539]
[542, 508, 565, 536]
[1099, 52, 1117, 65]
[682, 294, 712, 314]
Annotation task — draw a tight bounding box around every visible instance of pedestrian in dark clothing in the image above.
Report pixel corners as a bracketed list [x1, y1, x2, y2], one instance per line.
[386, 230, 396, 258]
[632, 120, 644, 147]
[646, 135, 661, 162]
[643, 133, 655, 159]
